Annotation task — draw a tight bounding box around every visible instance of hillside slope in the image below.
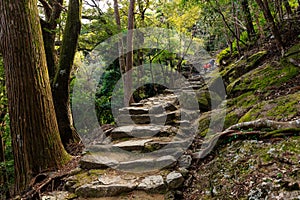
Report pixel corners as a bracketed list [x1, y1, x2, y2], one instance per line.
[184, 40, 300, 199]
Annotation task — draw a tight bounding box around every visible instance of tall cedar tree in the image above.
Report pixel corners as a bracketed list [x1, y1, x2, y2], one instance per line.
[41, 0, 82, 149]
[0, 0, 70, 193]
[51, 0, 82, 148]
[124, 0, 136, 105]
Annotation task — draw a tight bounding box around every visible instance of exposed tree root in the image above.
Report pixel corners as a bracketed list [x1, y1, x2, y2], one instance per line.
[18, 156, 81, 200]
[193, 118, 300, 159]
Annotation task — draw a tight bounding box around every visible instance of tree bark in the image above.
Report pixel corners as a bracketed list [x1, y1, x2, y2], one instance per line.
[282, 0, 293, 17]
[124, 0, 135, 105]
[240, 0, 256, 40]
[255, 0, 285, 50]
[40, 0, 64, 82]
[113, 0, 126, 74]
[52, 0, 82, 149]
[0, 0, 70, 193]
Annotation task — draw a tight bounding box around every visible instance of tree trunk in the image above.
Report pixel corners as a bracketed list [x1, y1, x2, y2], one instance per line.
[232, 1, 241, 55]
[0, 0, 70, 193]
[40, 0, 63, 82]
[282, 0, 293, 17]
[52, 0, 82, 149]
[124, 0, 135, 105]
[240, 0, 256, 40]
[255, 0, 285, 50]
[113, 0, 126, 75]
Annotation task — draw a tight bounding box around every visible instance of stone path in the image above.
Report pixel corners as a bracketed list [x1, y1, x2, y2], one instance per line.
[43, 73, 206, 199]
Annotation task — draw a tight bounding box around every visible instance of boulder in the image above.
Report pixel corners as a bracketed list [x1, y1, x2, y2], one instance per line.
[166, 171, 184, 189]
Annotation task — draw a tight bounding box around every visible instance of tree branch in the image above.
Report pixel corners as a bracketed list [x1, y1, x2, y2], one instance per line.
[39, 0, 52, 20]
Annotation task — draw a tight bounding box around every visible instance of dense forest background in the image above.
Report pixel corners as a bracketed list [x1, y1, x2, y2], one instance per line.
[0, 0, 300, 198]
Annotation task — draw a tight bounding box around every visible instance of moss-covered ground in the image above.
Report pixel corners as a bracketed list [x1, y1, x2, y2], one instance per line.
[191, 41, 300, 199]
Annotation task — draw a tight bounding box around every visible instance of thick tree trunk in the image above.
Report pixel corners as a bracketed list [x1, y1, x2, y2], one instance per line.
[124, 0, 135, 105]
[0, 0, 70, 193]
[52, 0, 82, 149]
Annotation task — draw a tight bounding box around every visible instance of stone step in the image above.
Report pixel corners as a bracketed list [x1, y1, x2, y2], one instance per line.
[116, 111, 179, 126]
[119, 102, 178, 117]
[129, 102, 144, 107]
[64, 170, 184, 198]
[111, 137, 191, 153]
[188, 75, 204, 82]
[119, 107, 149, 115]
[182, 85, 202, 90]
[113, 138, 154, 151]
[109, 125, 178, 140]
[80, 148, 181, 172]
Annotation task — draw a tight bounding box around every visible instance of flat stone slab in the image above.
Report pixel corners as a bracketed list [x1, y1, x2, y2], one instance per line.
[75, 181, 137, 198]
[80, 146, 180, 172]
[119, 107, 149, 115]
[113, 138, 154, 151]
[137, 175, 165, 192]
[117, 114, 151, 125]
[116, 111, 179, 126]
[109, 125, 175, 140]
[118, 155, 177, 172]
[188, 75, 204, 82]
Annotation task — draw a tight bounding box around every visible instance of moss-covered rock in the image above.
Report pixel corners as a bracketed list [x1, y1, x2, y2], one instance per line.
[195, 90, 223, 112]
[239, 92, 300, 122]
[220, 51, 267, 86]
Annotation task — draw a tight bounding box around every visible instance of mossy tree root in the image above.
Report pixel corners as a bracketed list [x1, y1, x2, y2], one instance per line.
[193, 118, 300, 159]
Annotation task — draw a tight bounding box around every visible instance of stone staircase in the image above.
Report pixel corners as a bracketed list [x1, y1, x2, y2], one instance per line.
[56, 74, 206, 199]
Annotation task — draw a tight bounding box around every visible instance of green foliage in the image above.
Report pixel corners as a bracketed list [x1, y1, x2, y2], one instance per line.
[95, 65, 121, 125]
[0, 114, 14, 198]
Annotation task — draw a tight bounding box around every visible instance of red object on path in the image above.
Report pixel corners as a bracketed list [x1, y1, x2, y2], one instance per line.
[203, 63, 211, 69]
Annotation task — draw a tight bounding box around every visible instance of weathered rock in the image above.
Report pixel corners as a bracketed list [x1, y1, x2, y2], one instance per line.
[41, 191, 74, 200]
[178, 155, 192, 168]
[155, 155, 177, 169]
[119, 107, 149, 115]
[129, 102, 144, 107]
[110, 125, 173, 140]
[188, 75, 204, 82]
[75, 181, 137, 198]
[113, 138, 153, 151]
[118, 155, 177, 172]
[137, 175, 166, 192]
[132, 125, 165, 137]
[80, 152, 119, 169]
[117, 114, 151, 125]
[166, 171, 184, 189]
[151, 111, 179, 125]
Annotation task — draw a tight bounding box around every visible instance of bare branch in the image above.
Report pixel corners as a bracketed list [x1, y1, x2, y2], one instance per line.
[39, 0, 52, 20]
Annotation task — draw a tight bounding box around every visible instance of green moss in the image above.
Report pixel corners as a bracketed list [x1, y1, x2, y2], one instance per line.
[224, 112, 240, 129]
[88, 169, 106, 175]
[227, 92, 258, 109]
[216, 47, 231, 65]
[284, 43, 300, 58]
[198, 112, 211, 137]
[233, 63, 299, 94]
[239, 92, 300, 122]
[239, 105, 261, 122]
